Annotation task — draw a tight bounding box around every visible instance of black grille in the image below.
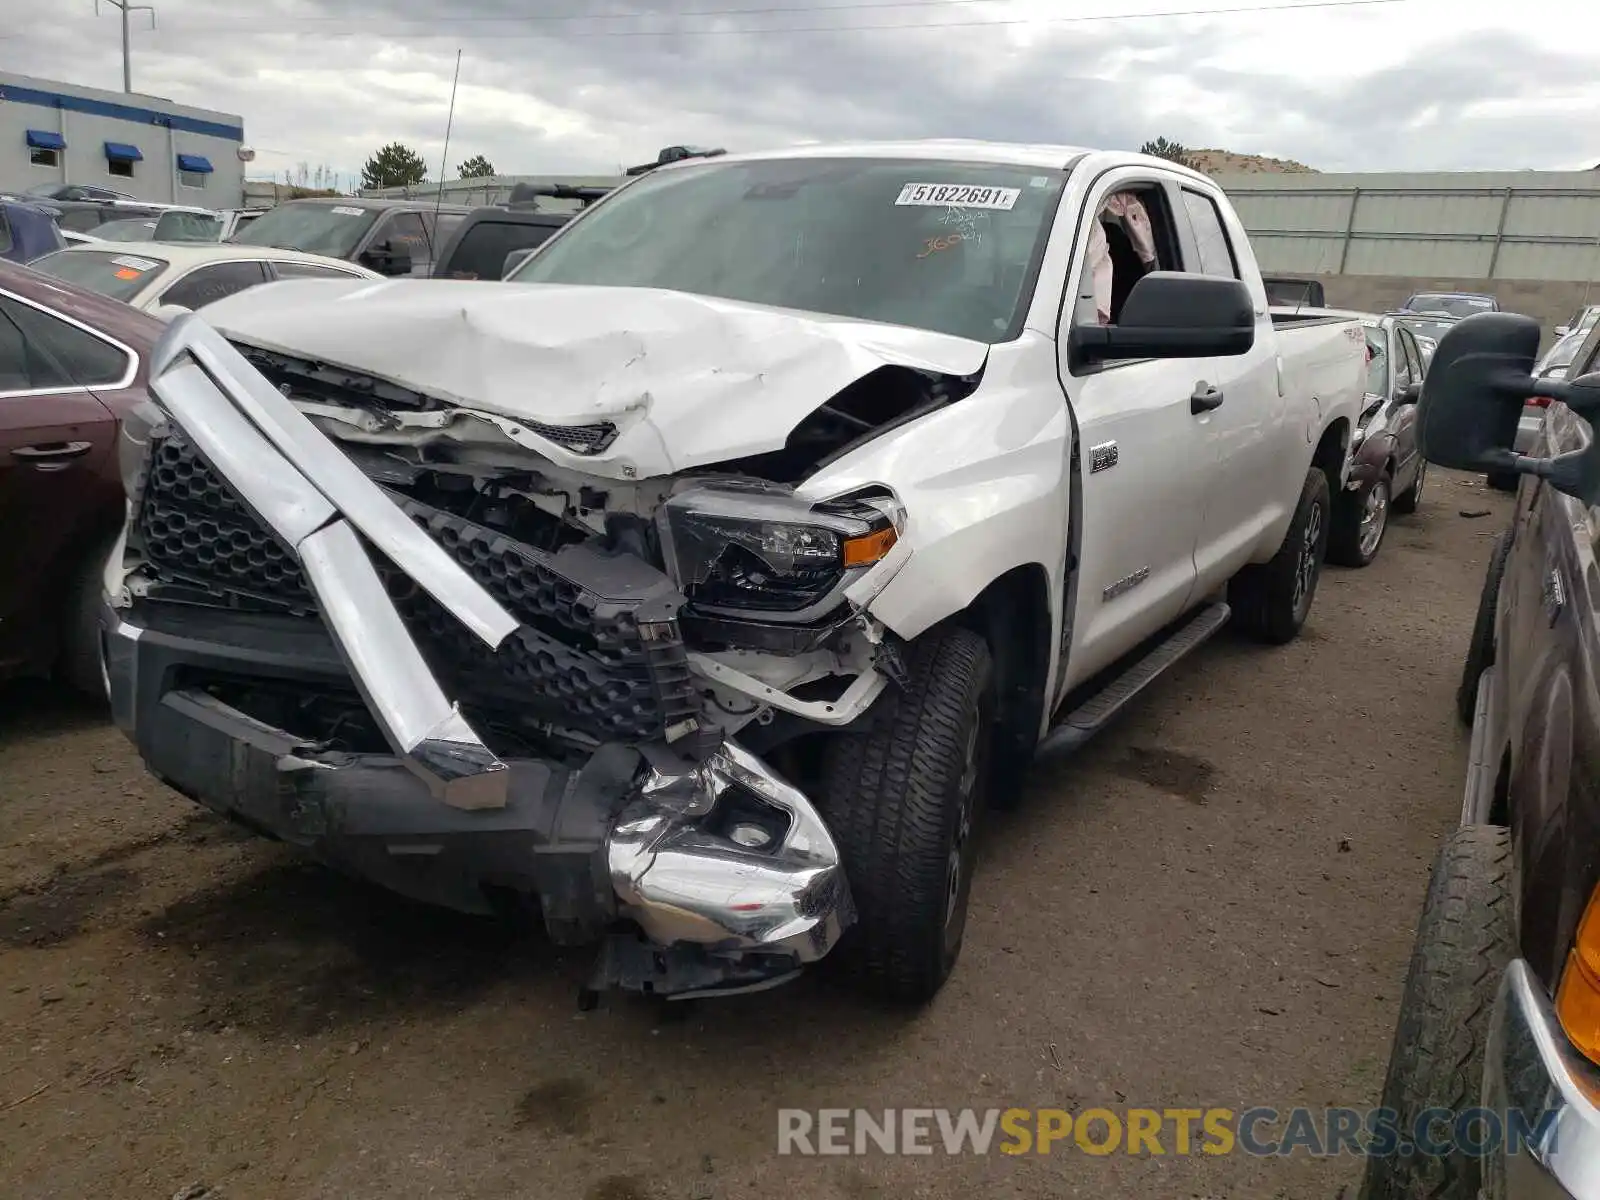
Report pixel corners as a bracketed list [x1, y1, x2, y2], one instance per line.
[132, 434, 699, 743]
[519, 418, 618, 455]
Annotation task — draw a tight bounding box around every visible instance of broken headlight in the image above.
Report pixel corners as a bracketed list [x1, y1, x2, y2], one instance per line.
[657, 483, 901, 621]
[117, 396, 167, 497]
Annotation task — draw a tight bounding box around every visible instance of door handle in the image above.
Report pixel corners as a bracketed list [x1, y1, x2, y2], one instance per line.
[12, 441, 93, 462]
[1191, 384, 1225, 414]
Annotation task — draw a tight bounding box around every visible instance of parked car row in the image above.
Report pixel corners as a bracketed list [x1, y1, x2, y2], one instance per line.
[1360, 312, 1600, 1200]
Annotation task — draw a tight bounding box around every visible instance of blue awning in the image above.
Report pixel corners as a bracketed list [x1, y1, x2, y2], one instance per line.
[103, 141, 143, 162]
[26, 129, 66, 151]
[175, 153, 214, 174]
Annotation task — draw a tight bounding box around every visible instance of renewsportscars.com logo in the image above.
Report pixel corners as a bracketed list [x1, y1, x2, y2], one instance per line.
[776, 1107, 1558, 1158]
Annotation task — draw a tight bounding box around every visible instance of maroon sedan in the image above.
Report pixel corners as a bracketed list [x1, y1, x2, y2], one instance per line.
[0, 259, 163, 695]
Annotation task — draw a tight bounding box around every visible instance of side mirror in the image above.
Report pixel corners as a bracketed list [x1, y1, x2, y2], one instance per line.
[1069, 272, 1254, 366]
[1417, 311, 1600, 503]
[1555, 326, 1570, 338]
[500, 247, 536, 279]
[362, 240, 413, 276]
[1394, 380, 1422, 407]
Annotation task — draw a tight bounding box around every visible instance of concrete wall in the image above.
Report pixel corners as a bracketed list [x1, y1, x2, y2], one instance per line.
[0, 72, 245, 206]
[1211, 171, 1600, 342]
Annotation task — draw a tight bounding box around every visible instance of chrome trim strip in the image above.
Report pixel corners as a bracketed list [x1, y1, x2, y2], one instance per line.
[151, 359, 337, 545]
[608, 739, 853, 961]
[298, 521, 508, 810]
[151, 313, 517, 649]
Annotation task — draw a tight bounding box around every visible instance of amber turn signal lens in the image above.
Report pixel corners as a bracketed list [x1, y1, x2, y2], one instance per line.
[1557, 888, 1600, 1065]
[842, 526, 898, 568]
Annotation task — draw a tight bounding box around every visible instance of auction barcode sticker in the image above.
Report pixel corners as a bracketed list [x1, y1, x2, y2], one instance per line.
[895, 183, 1020, 210]
[330, 205, 365, 217]
[110, 255, 158, 271]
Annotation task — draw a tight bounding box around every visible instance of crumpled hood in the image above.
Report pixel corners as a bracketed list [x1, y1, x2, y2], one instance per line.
[196, 278, 991, 478]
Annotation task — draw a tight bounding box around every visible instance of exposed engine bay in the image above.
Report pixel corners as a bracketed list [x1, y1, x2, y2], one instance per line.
[118, 342, 967, 768]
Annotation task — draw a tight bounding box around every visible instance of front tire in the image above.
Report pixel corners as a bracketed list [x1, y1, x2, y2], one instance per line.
[1359, 826, 1514, 1200]
[818, 626, 993, 1003]
[1329, 472, 1390, 568]
[1230, 468, 1331, 644]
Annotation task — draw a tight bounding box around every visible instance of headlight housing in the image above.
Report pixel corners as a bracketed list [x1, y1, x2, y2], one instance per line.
[656, 482, 902, 622]
[117, 396, 167, 497]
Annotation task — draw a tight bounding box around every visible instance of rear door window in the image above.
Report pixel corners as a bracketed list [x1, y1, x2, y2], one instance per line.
[270, 260, 365, 280]
[1180, 189, 1239, 279]
[159, 260, 271, 309]
[0, 294, 130, 390]
[441, 220, 560, 279]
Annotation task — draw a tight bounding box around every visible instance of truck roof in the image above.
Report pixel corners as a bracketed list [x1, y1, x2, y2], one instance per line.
[296, 196, 476, 215]
[645, 140, 1224, 189]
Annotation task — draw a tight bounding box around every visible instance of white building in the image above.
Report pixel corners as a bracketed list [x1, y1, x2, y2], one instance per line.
[0, 71, 246, 206]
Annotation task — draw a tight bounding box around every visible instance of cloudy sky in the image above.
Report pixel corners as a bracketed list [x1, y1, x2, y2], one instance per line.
[9, 0, 1599, 187]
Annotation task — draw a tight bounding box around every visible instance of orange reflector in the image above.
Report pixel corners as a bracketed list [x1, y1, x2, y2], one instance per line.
[1558, 888, 1600, 1065]
[842, 526, 897, 568]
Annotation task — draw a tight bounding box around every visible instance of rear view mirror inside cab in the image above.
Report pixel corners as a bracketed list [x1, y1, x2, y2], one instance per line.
[1069, 272, 1255, 365]
[1419, 311, 1600, 504]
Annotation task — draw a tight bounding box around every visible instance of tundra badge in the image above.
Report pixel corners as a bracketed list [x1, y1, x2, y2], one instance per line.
[1089, 441, 1119, 473]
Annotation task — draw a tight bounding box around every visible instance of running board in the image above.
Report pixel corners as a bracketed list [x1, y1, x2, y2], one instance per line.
[1035, 601, 1231, 762]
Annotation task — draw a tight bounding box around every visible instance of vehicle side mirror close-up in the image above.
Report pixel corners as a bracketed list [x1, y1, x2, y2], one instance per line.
[1069, 272, 1255, 366]
[1397, 380, 1422, 406]
[1555, 325, 1570, 337]
[1417, 311, 1600, 504]
[363, 240, 413, 276]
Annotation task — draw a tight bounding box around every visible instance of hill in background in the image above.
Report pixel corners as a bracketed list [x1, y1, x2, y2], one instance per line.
[1187, 148, 1319, 174]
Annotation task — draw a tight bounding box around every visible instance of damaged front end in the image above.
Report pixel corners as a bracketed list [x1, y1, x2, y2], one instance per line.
[103, 315, 925, 999]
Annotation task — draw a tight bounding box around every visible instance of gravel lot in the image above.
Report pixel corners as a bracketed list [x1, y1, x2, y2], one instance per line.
[0, 471, 1509, 1200]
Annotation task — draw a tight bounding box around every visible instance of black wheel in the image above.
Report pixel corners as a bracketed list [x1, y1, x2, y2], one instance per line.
[1456, 531, 1511, 727]
[1486, 471, 1518, 493]
[1328, 471, 1391, 568]
[1359, 825, 1513, 1200]
[56, 529, 118, 702]
[1229, 468, 1331, 644]
[818, 625, 993, 1003]
[1392, 459, 1426, 515]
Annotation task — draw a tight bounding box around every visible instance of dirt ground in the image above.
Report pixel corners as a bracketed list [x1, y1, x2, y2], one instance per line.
[0, 471, 1510, 1200]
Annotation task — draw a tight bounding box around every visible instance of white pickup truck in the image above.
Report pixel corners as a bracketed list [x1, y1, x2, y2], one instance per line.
[102, 141, 1366, 1004]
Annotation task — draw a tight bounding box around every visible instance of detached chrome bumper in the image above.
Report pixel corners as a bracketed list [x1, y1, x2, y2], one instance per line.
[1483, 960, 1600, 1198]
[129, 314, 853, 985]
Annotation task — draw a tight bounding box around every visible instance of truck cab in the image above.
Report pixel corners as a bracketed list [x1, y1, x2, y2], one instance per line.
[229, 197, 474, 276]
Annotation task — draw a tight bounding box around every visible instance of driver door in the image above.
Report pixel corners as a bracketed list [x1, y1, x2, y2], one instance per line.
[1055, 171, 1217, 694]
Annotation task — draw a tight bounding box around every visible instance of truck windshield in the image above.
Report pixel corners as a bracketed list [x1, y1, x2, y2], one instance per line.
[231, 202, 378, 258]
[509, 157, 1068, 343]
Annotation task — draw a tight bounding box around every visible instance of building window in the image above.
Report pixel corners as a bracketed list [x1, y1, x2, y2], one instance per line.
[104, 141, 144, 179]
[175, 153, 214, 191]
[25, 129, 66, 168]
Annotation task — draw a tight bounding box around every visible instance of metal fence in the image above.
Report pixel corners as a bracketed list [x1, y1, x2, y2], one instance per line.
[1213, 172, 1600, 285]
